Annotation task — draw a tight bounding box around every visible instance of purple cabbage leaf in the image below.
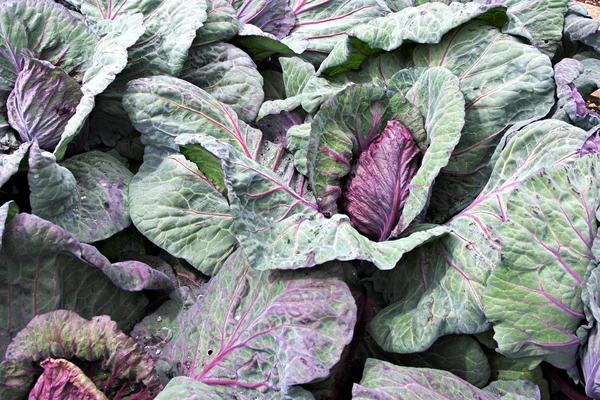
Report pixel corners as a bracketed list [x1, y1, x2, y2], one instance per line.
[6, 56, 82, 152]
[0, 310, 162, 399]
[341, 120, 421, 241]
[309, 70, 464, 241]
[554, 58, 600, 131]
[28, 358, 109, 400]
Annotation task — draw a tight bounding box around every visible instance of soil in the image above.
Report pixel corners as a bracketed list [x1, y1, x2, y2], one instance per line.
[575, 2, 600, 106]
[579, 0, 600, 7]
[578, 1, 600, 20]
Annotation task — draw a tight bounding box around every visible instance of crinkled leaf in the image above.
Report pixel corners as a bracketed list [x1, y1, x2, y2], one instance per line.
[563, 6, 600, 53]
[193, 0, 238, 45]
[0, 310, 161, 399]
[328, 49, 415, 85]
[300, 76, 350, 113]
[124, 76, 262, 158]
[370, 0, 566, 57]
[28, 358, 108, 400]
[340, 120, 421, 242]
[307, 84, 425, 215]
[414, 21, 556, 221]
[180, 42, 264, 123]
[352, 359, 540, 400]
[6, 58, 82, 151]
[155, 376, 316, 400]
[235, 0, 295, 39]
[575, 54, 600, 96]
[186, 136, 449, 270]
[497, 0, 568, 57]
[369, 120, 588, 354]
[0, 213, 148, 339]
[134, 249, 355, 397]
[123, 76, 263, 275]
[129, 152, 236, 276]
[73, 0, 207, 78]
[388, 66, 465, 237]
[28, 143, 132, 243]
[288, 0, 386, 63]
[352, 2, 507, 52]
[484, 155, 600, 371]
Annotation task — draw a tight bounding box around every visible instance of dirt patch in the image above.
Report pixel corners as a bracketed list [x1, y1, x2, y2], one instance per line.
[579, 0, 600, 8]
[578, 1, 600, 20]
[575, 2, 600, 105]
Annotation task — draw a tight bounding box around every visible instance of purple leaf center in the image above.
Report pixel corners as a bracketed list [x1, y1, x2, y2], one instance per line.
[341, 120, 421, 241]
